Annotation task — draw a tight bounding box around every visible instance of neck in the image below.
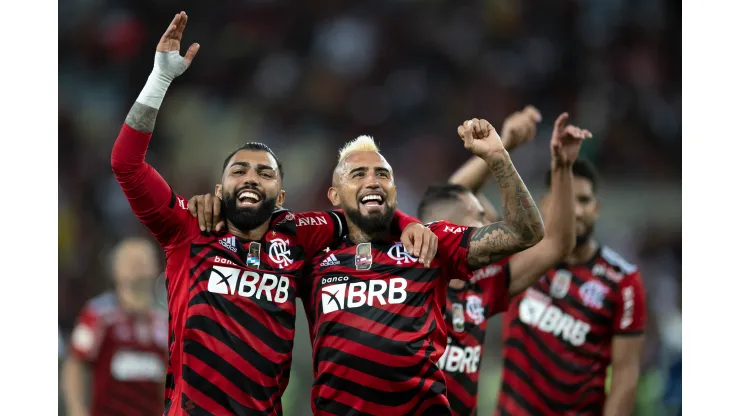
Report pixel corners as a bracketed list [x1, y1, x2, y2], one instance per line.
[118, 291, 151, 313]
[228, 220, 271, 241]
[448, 279, 465, 289]
[346, 221, 390, 244]
[565, 238, 599, 265]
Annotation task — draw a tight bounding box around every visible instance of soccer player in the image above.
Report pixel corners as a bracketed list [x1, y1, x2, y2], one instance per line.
[301, 119, 545, 415]
[62, 238, 168, 416]
[495, 159, 647, 416]
[418, 112, 590, 415]
[111, 12, 430, 415]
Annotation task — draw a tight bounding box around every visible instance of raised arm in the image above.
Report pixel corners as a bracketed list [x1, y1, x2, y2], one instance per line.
[449, 106, 541, 194]
[111, 12, 200, 250]
[457, 119, 545, 269]
[507, 113, 591, 295]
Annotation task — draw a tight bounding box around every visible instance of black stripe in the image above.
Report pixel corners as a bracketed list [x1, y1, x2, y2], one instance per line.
[185, 315, 282, 377]
[312, 397, 376, 416]
[502, 261, 512, 289]
[505, 337, 593, 392]
[183, 339, 278, 402]
[371, 263, 441, 283]
[182, 365, 270, 416]
[327, 210, 349, 239]
[497, 407, 513, 416]
[404, 365, 450, 416]
[504, 359, 592, 412]
[181, 392, 212, 416]
[104, 392, 152, 415]
[499, 382, 542, 416]
[447, 390, 471, 416]
[163, 397, 172, 415]
[316, 345, 429, 383]
[444, 365, 479, 397]
[189, 290, 295, 348]
[99, 406, 128, 416]
[165, 372, 174, 389]
[168, 189, 177, 209]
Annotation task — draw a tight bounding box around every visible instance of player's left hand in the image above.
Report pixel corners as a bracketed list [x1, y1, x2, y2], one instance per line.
[188, 193, 225, 233]
[501, 105, 542, 152]
[400, 223, 438, 268]
[550, 112, 592, 167]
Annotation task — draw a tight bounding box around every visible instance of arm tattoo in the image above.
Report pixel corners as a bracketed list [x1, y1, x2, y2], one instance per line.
[125, 102, 159, 133]
[467, 153, 544, 269]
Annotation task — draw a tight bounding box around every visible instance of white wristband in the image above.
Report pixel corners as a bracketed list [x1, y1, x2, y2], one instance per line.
[135, 68, 173, 110]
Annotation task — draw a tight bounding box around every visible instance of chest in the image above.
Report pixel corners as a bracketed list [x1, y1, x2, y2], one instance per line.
[531, 267, 616, 313]
[102, 314, 168, 353]
[309, 242, 444, 313]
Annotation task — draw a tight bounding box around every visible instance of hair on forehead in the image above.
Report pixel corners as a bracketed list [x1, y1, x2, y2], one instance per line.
[338, 135, 380, 162]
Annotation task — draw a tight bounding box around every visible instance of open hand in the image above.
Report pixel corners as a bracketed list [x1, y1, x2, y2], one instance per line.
[154, 12, 200, 79]
[400, 223, 438, 268]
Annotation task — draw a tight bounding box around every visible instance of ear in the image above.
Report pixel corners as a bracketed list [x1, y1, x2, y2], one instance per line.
[327, 187, 341, 207]
[215, 184, 222, 199]
[276, 190, 286, 208]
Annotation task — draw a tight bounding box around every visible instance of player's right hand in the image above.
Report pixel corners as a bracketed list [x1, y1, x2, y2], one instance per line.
[550, 112, 592, 167]
[153, 11, 200, 80]
[188, 193, 225, 233]
[501, 106, 542, 152]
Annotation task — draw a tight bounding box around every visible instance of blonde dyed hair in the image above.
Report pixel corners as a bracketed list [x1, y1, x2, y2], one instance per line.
[337, 135, 380, 162]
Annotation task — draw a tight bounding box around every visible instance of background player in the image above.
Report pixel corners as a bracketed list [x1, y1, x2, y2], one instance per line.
[302, 119, 545, 415]
[111, 12, 429, 415]
[495, 159, 647, 416]
[420, 112, 590, 415]
[61, 238, 168, 416]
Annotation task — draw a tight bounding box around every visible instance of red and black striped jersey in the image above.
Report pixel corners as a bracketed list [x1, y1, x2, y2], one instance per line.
[440, 259, 511, 416]
[496, 246, 647, 416]
[302, 220, 476, 416]
[69, 292, 168, 416]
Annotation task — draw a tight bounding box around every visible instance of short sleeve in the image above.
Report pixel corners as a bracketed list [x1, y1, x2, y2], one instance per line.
[472, 259, 512, 318]
[293, 211, 347, 257]
[613, 270, 647, 335]
[69, 306, 106, 363]
[427, 221, 476, 278]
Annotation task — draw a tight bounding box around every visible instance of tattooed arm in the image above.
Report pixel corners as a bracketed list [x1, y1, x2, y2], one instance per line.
[466, 151, 544, 268]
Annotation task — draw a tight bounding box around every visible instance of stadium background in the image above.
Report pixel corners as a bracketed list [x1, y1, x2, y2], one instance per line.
[58, 0, 681, 414]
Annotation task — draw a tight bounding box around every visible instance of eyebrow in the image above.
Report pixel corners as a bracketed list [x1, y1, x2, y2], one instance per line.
[229, 162, 276, 171]
[348, 166, 390, 175]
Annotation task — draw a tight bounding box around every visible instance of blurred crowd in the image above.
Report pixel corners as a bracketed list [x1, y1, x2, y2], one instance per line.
[58, 0, 681, 414]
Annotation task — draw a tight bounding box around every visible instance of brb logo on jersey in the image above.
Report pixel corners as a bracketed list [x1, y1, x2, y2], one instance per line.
[207, 265, 290, 303]
[321, 276, 408, 314]
[268, 238, 293, 269]
[438, 337, 481, 374]
[387, 242, 418, 265]
[519, 289, 591, 346]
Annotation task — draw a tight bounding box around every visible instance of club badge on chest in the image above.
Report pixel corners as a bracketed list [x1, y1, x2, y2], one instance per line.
[355, 243, 373, 270]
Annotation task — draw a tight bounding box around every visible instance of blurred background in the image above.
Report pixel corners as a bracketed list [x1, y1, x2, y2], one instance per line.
[58, 0, 681, 414]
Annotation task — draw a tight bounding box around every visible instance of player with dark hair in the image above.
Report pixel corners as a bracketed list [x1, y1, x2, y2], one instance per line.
[495, 159, 647, 415]
[419, 112, 591, 415]
[300, 119, 545, 415]
[62, 238, 168, 416]
[110, 12, 432, 416]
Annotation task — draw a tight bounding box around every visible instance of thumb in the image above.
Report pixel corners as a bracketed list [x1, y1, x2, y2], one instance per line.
[524, 105, 542, 122]
[184, 43, 200, 67]
[462, 120, 476, 148]
[187, 198, 198, 217]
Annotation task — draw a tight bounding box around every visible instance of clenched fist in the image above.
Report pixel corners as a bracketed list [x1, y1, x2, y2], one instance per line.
[457, 118, 506, 162]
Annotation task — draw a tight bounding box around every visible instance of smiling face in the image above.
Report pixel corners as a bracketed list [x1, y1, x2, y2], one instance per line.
[328, 150, 397, 233]
[217, 149, 285, 232]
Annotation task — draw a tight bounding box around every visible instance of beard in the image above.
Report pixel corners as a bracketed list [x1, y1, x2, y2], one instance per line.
[344, 204, 396, 235]
[222, 190, 277, 233]
[576, 224, 595, 246]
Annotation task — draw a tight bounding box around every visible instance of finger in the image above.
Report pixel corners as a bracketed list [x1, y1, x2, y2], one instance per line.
[564, 125, 583, 138]
[523, 105, 542, 122]
[462, 121, 476, 146]
[457, 125, 465, 141]
[420, 231, 434, 267]
[188, 197, 198, 217]
[203, 194, 214, 232]
[159, 16, 179, 43]
[472, 118, 484, 140]
[583, 129, 593, 139]
[480, 119, 494, 135]
[411, 229, 424, 258]
[214, 196, 222, 227]
[554, 112, 569, 131]
[184, 43, 200, 67]
[429, 234, 438, 268]
[175, 12, 188, 40]
[400, 232, 413, 255]
[216, 221, 226, 233]
[197, 199, 207, 232]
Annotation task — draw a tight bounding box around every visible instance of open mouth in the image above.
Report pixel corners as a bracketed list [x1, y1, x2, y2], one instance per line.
[360, 193, 385, 208]
[237, 189, 262, 207]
